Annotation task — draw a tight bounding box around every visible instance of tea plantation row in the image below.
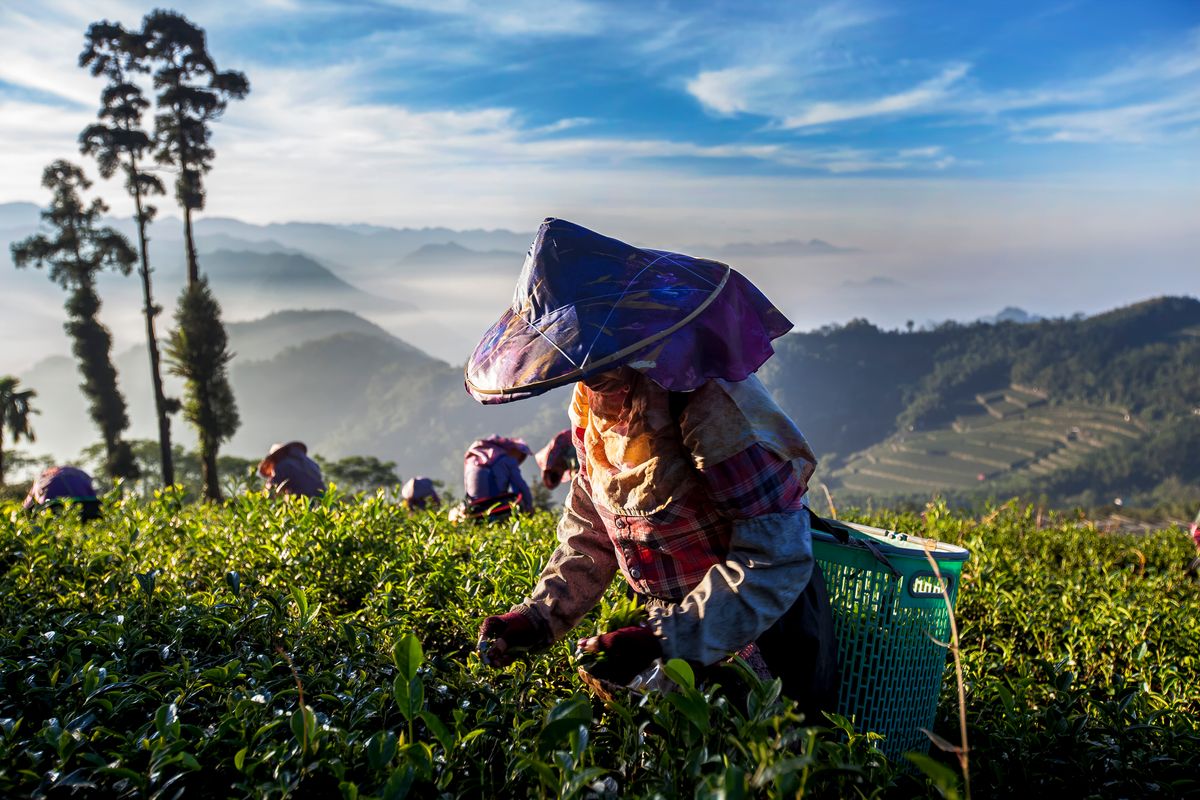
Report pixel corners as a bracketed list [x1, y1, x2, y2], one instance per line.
[1, 493, 1197, 798]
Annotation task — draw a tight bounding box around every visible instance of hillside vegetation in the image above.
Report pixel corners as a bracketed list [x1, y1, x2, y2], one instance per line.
[764, 296, 1200, 509]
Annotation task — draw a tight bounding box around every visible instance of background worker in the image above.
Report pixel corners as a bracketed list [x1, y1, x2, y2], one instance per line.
[536, 429, 578, 490]
[462, 436, 534, 515]
[401, 476, 441, 509]
[23, 465, 102, 520]
[258, 441, 326, 498]
[467, 218, 837, 719]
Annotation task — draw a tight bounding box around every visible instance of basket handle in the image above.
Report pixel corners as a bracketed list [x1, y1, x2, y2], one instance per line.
[808, 509, 901, 578]
[907, 570, 953, 598]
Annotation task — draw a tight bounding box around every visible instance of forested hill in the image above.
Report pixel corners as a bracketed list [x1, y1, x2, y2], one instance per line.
[762, 295, 1200, 508]
[16, 298, 1200, 509]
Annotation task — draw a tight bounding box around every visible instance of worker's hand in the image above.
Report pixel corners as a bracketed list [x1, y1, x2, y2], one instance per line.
[576, 624, 662, 686]
[477, 611, 538, 667]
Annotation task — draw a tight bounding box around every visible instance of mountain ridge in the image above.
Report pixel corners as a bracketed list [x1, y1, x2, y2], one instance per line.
[14, 297, 1199, 508]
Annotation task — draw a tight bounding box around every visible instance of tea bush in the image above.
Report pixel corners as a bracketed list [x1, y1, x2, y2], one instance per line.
[0, 493, 1196, 798]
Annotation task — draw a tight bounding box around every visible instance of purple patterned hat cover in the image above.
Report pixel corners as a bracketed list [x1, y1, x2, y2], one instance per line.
[465, 218, 792, 404]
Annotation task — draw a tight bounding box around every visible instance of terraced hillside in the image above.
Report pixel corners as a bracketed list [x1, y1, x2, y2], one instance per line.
[830, 385, 1146, 497]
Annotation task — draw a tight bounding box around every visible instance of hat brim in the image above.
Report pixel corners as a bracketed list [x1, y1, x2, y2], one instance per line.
[465, 267, 731, 404]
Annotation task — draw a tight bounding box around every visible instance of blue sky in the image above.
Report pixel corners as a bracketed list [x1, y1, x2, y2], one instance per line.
[3, 2, 1198, 187]
[1, 0, 1197, 347]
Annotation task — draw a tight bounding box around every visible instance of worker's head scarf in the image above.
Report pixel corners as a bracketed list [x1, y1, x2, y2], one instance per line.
[465, 218, 793, 404]
[465, 436, 533, 468]
[535, 429, 578, 489]
[257, 441, 308, 479]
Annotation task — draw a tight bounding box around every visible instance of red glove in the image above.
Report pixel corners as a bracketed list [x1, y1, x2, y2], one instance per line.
[477, 611, 539, 667]
[577, 624, 662, 686]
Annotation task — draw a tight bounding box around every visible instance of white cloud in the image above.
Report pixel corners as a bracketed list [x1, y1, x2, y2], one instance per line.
[1010, 93, 1200, 144]
[780, 64, 970, 128]
[374, 0, 602, 36]
[687, 66, 780, 116]
[680, 14, 1200, 148]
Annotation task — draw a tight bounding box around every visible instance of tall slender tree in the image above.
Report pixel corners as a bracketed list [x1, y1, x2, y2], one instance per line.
[0, 376, 38, 487]
[11, 161, 140, 481]
[142, 9, 249, 287]
[142, 9, 248, 500]
[79, 20, 178, 487]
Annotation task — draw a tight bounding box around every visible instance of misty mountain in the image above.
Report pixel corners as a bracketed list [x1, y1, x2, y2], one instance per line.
[225, 309, 404, 362]
[0, 202, 39, 229]
[16, 299, 1198, 509]
[842, 276, 904, 289]
[17, 308, 565, 489]
[186, 250, 401, 312]
[700, 238, 857, 258]
[230, 333, 567, 483]
[190, 216, 533, 277]
[399, 242, 517, 271]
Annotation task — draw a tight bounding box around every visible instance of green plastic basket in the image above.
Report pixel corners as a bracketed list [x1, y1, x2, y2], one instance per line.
[811, 519, 969, 760]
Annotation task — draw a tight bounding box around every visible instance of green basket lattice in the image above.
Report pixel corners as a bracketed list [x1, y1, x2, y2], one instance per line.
[812, 520, 969, 761]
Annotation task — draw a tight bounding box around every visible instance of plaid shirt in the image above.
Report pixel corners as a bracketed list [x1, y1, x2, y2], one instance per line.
[516, 377, 816, 655]
[575, 424, 807, 601]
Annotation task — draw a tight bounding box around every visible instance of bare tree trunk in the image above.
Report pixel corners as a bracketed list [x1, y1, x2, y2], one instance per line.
[130, 157, 175, 489]
[183, 205, 199, 287]
[200, 437, 221, 501]
[0, 425, 6, 487]
[130, 159, 175, 487]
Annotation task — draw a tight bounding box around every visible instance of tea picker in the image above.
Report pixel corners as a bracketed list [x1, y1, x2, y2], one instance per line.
[257, 441, 326, 498]
[535, 429, 578, 490]
[401, 476, 440, 510]
[23, 465, 102, 520]
[453, 436, 534, 523]
[468, 218, 838, 721]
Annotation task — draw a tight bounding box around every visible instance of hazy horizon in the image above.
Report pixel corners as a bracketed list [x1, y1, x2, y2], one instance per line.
[3, 201, 1196, 378]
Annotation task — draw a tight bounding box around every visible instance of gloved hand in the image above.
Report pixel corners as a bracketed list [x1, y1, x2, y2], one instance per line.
[477, 611, 539, 667]
[576, 624, 662, 686]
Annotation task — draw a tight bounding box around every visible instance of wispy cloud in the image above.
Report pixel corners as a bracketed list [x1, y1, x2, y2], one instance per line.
[374, 0, 603, 36]
[1009, 93, 1200, 144]
[226, 62, 944, 175]
[683, 14, 1200, 149]
[779, 64, 970, 129]
[991, 28, 1200, 144]
[686, 66, 780, 116]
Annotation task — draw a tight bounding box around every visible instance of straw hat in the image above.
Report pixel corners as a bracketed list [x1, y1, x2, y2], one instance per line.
[465, 218, 792, 404]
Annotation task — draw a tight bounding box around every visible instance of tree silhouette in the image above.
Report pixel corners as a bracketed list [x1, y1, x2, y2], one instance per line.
[141, 9, 247, 500]
[0, 376, 38, 487]
[165, 279, 240, 501]
[79, 19, 179, 488]
[141, 9, 248, 287]
[11, 161, 140, 482]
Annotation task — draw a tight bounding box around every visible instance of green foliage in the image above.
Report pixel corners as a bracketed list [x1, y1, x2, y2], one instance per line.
[317, 455, 400, 493]
[165, 280, 240, 500]
[0, 377, 38, 487]
[898, 297, 1200, 431]
[10, 161, 139, 481]
[142, 8, 249, 216]
[140, 8, 249, 287]
[766, 298, 1200, 509]
[0, 497, 1195, 797]
[74, 439, 258, 499]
